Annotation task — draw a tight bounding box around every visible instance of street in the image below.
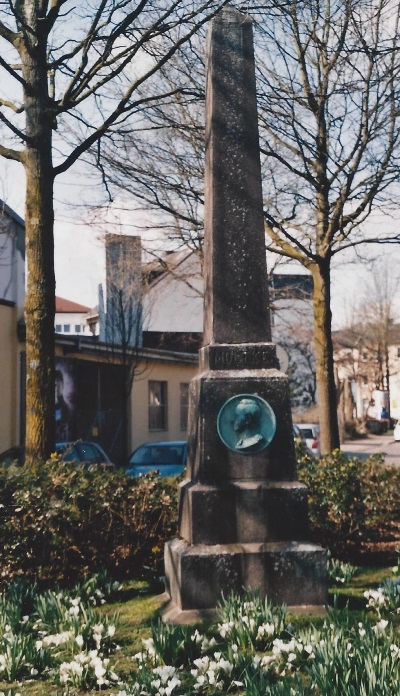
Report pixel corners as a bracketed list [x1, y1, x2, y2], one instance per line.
[341, 431, 400, 467]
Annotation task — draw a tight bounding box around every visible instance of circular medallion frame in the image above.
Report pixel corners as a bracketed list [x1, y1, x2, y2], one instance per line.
[217, 393, 277, 455]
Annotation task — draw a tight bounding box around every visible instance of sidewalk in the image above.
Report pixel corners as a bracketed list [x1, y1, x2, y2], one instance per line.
[341, 431, 400, 467]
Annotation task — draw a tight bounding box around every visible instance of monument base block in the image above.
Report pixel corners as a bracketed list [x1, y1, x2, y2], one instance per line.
[163, 537, 327, 622]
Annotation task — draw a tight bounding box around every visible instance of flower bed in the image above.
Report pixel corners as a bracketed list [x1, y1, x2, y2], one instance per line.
[0, 564, 399, 695]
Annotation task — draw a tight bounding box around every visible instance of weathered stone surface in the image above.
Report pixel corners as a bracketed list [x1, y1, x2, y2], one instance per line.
[179, 480, 309, 545]
[185, 369, 297, 483]
[165, 539, 327, 612]
[163, 7, 326, 622]
[203, 7, 271, 345]
[200, 344, 279, 371]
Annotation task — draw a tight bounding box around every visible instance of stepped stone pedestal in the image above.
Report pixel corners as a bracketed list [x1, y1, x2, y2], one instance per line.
[163, 7, 326, 623]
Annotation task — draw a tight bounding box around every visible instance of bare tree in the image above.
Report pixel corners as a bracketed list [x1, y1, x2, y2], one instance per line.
[94, 0, 400, 454]
[277, 323, 317, 408]
[0, 0, 231, 463]
[269, 273, 316, 407]
[92, 39, 207, 257]
[335, 257, 400, 423]
[99, 233, 148, 461]
[255, 0, 400, 452]
[359, 260, 399, 411]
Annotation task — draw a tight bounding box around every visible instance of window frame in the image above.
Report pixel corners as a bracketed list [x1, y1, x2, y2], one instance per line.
[180, 382, 189, 431]
[148, 380, 168, 431]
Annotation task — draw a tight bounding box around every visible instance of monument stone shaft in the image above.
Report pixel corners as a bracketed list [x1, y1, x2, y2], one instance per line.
[203, 7, 271, 345]
[163, 7, 326, 623]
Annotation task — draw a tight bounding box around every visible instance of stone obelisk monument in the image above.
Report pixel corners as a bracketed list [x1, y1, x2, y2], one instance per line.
[163, 6, 326, 622]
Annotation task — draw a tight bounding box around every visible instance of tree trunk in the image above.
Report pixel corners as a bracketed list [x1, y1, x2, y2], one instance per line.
[21, 27, 56, 464]
[312, 262, 340, 453]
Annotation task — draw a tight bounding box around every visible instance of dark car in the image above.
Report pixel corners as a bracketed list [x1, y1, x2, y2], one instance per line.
[125, 441, 186, 477]
[0, 446, 24, 467]
[56, 441, 113, 468]
[0, 441, 113, 468]
[365, 418, 386, 435]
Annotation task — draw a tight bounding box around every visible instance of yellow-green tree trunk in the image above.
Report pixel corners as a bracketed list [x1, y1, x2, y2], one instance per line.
[21, 21, 55, 464]
[312, 263, 340, 453]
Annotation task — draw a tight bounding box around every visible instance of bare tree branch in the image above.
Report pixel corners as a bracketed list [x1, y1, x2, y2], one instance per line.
[0, 108, 27, 142]
[0, 97, 23, 112]
[0, 18, 19, 44]
[0, 0, 231, 463]
[0, 143, 23, 162]
[88, 0, 400, 454]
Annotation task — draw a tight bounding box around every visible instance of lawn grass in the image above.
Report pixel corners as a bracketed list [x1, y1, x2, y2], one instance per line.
[0, 567, 398, 695]
[0, 580, 165, 696]
[328, 565, 396, 609]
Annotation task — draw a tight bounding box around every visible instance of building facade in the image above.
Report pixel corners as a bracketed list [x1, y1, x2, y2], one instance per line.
[334, 326, 400, 422]
[0, 207, 198, 461]
[55, 296, 93, 336]
[0, 201, 25, 452]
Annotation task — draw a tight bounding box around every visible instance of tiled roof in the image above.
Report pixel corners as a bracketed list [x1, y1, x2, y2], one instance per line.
[55, 297, 91, 313]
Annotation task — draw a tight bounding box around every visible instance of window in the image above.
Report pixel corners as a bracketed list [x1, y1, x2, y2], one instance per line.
[55, 324, 62, 332]
[63, 324, 71, 333]
[180, 383, 189, 431]
[148, 381, 168, 430]
[75, 325, 81, 333]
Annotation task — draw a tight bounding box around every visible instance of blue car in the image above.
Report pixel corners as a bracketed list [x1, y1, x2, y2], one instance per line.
[56, 441, 113, 468]
[125, 441, 186, 477]
[0, 441, 113, 468]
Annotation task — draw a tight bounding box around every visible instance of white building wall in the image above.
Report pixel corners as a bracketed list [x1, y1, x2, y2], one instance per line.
[55, 311, 93, 335]
[144, 253, 204, 333]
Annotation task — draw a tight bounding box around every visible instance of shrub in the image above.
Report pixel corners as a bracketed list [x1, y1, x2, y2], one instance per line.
[296, 447, 400, 555]
[0, 458, 179, 587]
[2, 447, 398, 586]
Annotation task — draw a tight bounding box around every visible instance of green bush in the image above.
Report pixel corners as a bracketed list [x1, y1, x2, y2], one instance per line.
[2, 447, 398, 587]
[0, 458, 179, 587]
[296, 446, 400, 554]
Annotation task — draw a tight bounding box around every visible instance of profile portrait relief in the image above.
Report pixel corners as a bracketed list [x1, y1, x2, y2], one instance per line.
[234, 398, 265, 451]
[217, 393, 277, 455]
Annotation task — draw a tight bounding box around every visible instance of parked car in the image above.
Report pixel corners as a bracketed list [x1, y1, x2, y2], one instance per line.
[296, 424, 320, 457]
[56, 441, 113, 468]
[393, 420, 400, 441]
[293, 424, 307, 446]
[125, 441, 186, 477]
[366, 418, 386, 435]
[0, 441, 113, 468]
[0, 446, 24, 467]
